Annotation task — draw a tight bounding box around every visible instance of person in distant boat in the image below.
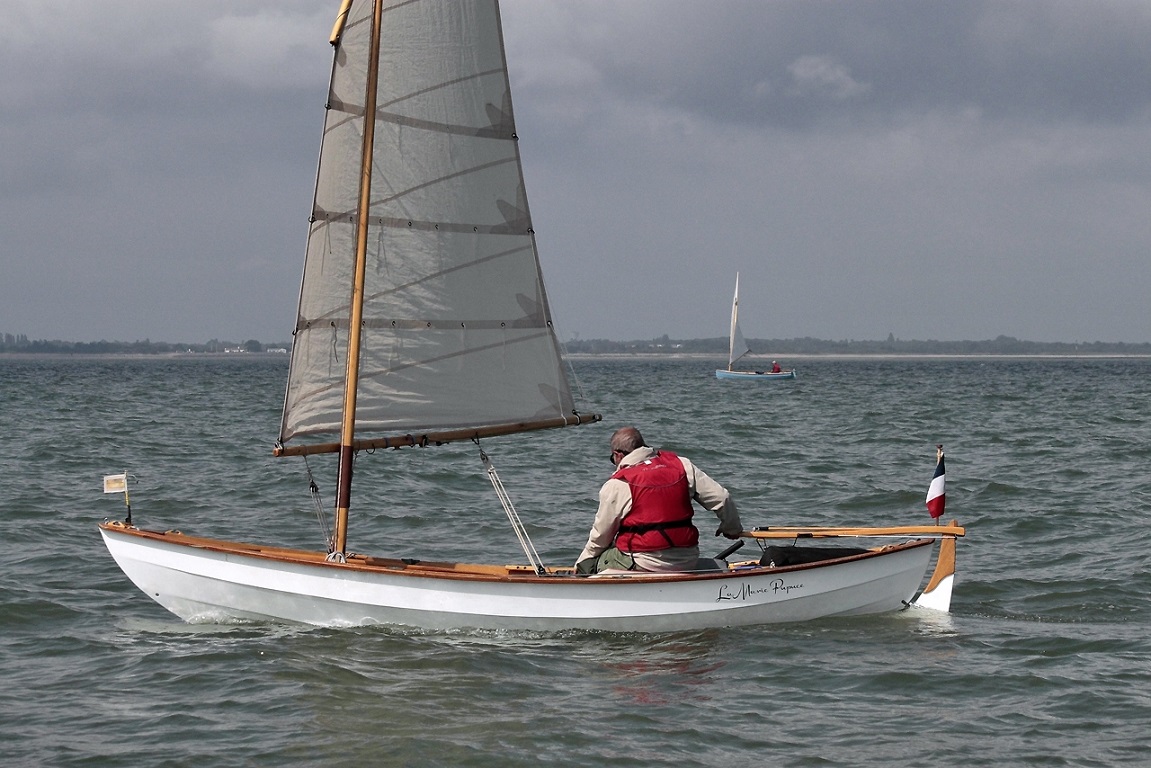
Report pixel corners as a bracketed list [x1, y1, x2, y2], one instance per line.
[771, 360, 782, 373]
[575, 426, 744, 575]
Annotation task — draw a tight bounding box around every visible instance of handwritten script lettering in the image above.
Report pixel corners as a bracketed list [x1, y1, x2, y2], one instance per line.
[716, 579, 803, 602]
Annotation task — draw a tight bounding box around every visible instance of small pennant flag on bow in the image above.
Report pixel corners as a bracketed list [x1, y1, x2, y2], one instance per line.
[925, 446, 945, 519]
[103, 473, 128, 494]
[102, 472, 133, 525]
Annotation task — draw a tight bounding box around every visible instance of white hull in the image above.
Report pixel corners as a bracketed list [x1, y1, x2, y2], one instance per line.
[716, 369, 797, 381]
[100, 523, 938, 632]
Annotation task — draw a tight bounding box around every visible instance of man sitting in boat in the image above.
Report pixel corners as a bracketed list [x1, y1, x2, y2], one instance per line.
[771, 360, 782, 373]
[575, 426, 744, 574]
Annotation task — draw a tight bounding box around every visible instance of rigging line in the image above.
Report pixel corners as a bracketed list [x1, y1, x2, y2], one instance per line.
[303, 455, 334, 552]
[476, 443, 545, 575]
[557, 335, 594, 407]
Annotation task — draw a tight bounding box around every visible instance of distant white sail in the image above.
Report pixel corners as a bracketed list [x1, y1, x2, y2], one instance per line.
[728, 272, 750, 367]
[280, 0, 576, 443]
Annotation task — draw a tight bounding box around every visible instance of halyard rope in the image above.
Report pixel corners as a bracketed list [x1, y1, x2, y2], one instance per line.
[303, 455, 334, 552]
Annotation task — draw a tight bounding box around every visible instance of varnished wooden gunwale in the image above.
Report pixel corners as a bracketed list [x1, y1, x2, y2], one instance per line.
[745, 524, 964, 539]
[99, 520, 936, 585]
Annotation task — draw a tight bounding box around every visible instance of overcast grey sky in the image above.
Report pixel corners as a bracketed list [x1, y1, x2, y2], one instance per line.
[3, 0, 1150, 344]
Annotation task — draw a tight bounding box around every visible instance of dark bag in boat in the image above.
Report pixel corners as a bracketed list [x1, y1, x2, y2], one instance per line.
[759, 545, 871, 568]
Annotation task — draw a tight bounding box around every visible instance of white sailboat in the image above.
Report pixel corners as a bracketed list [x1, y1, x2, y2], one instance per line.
[99, 0, 963, 632]
[716, 272, 796, 380]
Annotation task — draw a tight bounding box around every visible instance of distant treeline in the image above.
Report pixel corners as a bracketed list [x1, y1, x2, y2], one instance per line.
[562, 334, 1151, 356]
[4, 332, 1150, 357]
[0, 334, 288, 355]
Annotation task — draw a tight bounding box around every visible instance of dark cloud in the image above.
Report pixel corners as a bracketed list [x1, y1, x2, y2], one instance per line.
[528, 1, 1151, 131]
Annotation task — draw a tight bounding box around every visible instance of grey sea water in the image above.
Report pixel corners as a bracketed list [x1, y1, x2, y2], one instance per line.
[2, 355, 1149, 766]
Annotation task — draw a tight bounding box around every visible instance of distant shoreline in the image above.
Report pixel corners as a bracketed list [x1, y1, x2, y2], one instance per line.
[0, 351, 290, 361]
[565, 352, 1151, 361]
[4, 351, 1150, 362]
[6, 334, 1149, 359]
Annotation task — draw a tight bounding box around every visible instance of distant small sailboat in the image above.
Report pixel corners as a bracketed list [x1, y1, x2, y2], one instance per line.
[716, 273, 796, 380]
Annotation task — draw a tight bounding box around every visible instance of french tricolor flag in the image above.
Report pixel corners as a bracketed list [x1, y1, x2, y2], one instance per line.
[926, 446, 946, 519]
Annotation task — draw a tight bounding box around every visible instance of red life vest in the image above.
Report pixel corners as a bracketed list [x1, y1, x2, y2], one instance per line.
[612, 450, 699, 552]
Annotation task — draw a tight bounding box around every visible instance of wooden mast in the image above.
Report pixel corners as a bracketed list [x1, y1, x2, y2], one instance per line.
[332, 0, 384, 557]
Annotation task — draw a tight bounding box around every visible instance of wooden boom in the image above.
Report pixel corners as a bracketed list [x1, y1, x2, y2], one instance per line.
[274, 412, 602, 457]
